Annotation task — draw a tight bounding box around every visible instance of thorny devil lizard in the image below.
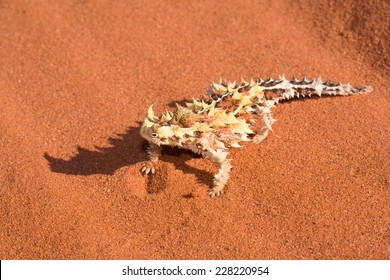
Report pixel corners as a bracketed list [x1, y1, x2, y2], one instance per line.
[140, 76, 372, 197]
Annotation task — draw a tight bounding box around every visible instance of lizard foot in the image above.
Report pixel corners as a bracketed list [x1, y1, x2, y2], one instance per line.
[141, 161, 157, 175]
[208, 187, 224, 198]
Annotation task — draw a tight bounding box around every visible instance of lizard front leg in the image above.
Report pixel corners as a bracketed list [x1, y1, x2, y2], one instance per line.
[208, 158, 233, 197]
[141, 142, 161, 175]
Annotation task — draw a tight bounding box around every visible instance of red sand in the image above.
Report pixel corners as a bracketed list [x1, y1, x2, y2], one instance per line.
[0, 0, 389, 259]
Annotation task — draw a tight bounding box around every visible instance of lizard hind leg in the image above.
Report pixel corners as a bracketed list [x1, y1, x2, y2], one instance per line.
[252, 104, 275, 144]
[252, 127, 269, 144]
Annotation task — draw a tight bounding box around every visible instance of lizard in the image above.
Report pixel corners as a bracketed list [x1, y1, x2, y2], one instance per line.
[139, 76, 372, 197]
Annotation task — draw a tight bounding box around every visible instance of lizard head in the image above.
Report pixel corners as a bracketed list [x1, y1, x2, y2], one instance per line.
[140, 105, 166, 146]
[140, 104, 202, 147]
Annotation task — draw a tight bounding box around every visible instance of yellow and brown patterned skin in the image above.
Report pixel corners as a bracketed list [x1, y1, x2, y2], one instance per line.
[140, 76, 372, 197]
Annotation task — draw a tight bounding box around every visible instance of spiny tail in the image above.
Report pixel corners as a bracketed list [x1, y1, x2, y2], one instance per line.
[256, 76, 373, 101]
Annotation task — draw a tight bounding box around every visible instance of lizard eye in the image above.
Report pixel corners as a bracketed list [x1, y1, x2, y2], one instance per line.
[151, 133, 158, 138]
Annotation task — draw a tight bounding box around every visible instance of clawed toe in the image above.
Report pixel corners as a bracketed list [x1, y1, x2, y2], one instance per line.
[208, 188, 224, 198]
[141, 162, 156, 175]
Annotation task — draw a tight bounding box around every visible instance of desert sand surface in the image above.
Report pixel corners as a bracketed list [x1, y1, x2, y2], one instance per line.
[0, 0, 389, 259]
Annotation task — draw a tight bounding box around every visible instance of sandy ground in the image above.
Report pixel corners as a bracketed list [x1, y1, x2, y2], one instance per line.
[0, 0, 389, 259]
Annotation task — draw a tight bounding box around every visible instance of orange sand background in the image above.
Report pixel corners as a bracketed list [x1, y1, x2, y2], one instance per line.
[0, 0, 389, 259]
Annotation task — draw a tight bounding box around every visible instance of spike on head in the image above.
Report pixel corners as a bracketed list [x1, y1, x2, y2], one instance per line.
[162, 110, 173, 122]
[146, 105, 158, 122]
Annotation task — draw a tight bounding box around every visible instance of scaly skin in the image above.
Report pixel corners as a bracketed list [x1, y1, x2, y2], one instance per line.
[140, 76, 372, 197]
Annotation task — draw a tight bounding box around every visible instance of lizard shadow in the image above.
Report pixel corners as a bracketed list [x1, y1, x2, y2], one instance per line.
[44, 125, 146, 176]
[158, 146, 215, 185]
[43, 124, 214, 188]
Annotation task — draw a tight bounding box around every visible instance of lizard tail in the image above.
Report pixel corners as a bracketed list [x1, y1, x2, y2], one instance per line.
[257, 76, 373, 101]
